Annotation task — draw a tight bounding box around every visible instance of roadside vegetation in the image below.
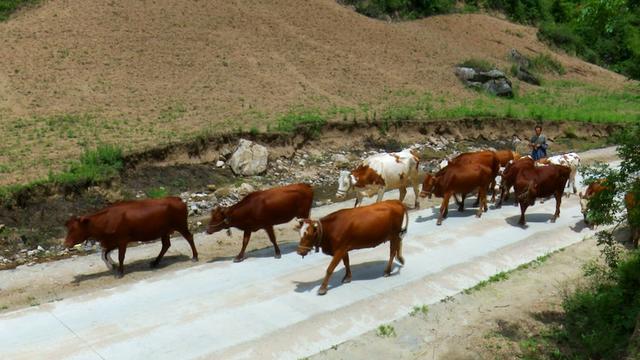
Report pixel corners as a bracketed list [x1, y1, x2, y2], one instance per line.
[342, 0, 640, 80]
[0, 0, 37, 20]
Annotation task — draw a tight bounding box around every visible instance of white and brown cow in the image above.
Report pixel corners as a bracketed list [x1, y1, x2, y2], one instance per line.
[336, 149, 421, 208]
[536, 152, 581, 196]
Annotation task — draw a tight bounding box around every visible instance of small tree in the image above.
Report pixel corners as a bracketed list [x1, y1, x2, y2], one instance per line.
[581, 123, 640, 269]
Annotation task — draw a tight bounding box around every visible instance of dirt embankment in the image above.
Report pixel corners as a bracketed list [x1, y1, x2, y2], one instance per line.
[0, 119, 618, 269]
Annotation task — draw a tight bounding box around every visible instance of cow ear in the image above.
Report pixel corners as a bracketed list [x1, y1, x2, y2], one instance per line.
[293, 219, 303, 231]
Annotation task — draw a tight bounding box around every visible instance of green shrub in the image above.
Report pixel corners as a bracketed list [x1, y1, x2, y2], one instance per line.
[562, 252, 640, 359]
[48, 145, 124, 187]
[0, 0, 38, 21]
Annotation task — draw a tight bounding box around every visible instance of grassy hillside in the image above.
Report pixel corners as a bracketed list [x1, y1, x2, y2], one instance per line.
[0, 0, 637, 186]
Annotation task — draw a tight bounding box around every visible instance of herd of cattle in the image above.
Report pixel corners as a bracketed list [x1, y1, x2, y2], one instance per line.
[63, 147, 636, 295]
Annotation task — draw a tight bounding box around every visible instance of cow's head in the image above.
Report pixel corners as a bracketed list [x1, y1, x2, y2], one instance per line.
[336, 170, 355, 200]
[63, 216, 90, 248]
[518, 180, 538, 206]
[207, 206, 230, 234]
[578, 191, 594, 225]
[420, 174, 436, 198]
[296, 219, 321, 257]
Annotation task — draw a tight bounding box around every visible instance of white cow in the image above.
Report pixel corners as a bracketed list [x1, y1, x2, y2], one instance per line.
[537, 152, 581, 196]
[336, 148, 421, 208]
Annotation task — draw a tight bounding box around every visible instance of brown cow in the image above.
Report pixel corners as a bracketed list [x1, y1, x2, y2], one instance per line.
[63, 197, 198, 278]
[445, 150, 501, 203]
[207, 183, 313, 262]
[497, 156, 535, 207]
[421, 163, 493, 225]
[514, 164, 571, 226]
[296, 200, 408, 295]
[579, 180, 639, 247]
[495, 149, 521, 167]
[578, 179, 609, 226]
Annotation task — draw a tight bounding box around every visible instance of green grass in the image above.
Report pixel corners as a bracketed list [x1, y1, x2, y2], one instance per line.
[459, 58, 495, 72]
[529, 53, 566, 75]
[0, 0, 38, 21]
[275, 108, 327, 138]
[432, 81, 640, 123]
[146, 186, 168, 199]
[464, 253, 555, 295]
[410, 304, 429, 317]
[0, 145, 123, 203]
[376, 324, 396, 337]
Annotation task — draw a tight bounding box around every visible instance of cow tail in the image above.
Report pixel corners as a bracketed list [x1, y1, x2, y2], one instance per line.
[399, 206, 409, 238]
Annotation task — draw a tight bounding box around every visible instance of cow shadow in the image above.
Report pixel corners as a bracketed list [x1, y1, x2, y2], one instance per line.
[71, 254, 191, 284]
[293, 260, 402, 293]
[569, 219, 590, 233]
[504, 213, 555, 228]
[415, 202, 486, 223]
[207, 242, 299, 263]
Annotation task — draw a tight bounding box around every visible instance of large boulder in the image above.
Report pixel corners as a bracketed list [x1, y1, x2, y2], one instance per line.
[483, 78, 514, 98]
[454, 67, 477, 81]
[229, 139, 269, 176]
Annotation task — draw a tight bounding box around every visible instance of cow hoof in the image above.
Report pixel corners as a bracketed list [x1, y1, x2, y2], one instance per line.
[383, 272, 391, 277]
[551, 218, 557, 223]
[115, 273, 124, 279]
[191, 257, 199, 262]
[233, 256, 246, 263]
[436, 221, 442, 226]
[317, 288, 328, 296]
[274, 253, 282, 259]
[342, 276, 352, 284]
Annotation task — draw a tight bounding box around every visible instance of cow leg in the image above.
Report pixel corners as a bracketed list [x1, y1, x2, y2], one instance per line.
[476, 187, 487, 218]
[116, 242, 127, 278]
[551, 191, 562, 223]
[354, 193, 362, 208]
[412, 181, 420, 209]
[265, 226, 281, 259]
[376, 188, 385, 203]
[490, 179, 497, 203]
[396, 236, 405, 265]
[458, 193, 466, 212]
[101, 247, 116, 271]
[384, 239, 399, 277]
[342, 253, 352, 284]
[518, 201, 528, 226]
[234, 231, 252, 262]
[318, 251, 345, 296]
[150, 235, 171, 268]
[399, 187, 407, 203]
[437, 192, 452, 226]
[178, 227, 198, 262]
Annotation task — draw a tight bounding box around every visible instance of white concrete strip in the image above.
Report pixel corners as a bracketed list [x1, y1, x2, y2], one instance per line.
[0, 173, 599, 359]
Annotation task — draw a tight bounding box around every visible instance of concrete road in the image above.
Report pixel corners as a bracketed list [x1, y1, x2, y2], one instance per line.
[0, 172, 601, 359]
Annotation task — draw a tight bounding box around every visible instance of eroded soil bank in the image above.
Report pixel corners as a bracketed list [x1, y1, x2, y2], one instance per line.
[0, 119, 617, 268]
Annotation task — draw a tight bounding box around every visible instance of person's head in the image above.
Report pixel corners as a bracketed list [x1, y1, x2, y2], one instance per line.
[535, 125, 542, 136]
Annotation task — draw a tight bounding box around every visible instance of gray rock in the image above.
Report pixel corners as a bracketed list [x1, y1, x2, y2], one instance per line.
[455, 67, 477, 81]
[216, 160, 225, 168]
[236, 183, 255, 197]
[331, 153, 349, 166]
[515, 66, 541, 86]
[229, 139, 269, 176]
[483, 78, 513, 97]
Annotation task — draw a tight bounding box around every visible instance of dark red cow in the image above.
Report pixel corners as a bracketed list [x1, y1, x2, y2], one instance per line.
[296, 200, 408, 295]
[514, 164, 571, 226]
[207, 183, 313, 262]
[63, 197, 198, 277]
[624, 192, 639, 248]
[420, 163, 493, 225]
[497, 156, 535, 207]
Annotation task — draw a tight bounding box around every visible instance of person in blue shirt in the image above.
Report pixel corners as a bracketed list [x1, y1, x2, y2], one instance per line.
[530, 125, 548, 160]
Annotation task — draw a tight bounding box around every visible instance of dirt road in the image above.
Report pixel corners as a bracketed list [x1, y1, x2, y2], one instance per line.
[0, 148, 617, 359]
